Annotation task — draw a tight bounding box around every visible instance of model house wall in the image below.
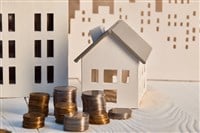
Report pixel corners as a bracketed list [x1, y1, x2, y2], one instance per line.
[68, 0, 199, 82]
[75, 20, 152, 108]
[81, 35, 140, 108]
[0, 0, 68, 97]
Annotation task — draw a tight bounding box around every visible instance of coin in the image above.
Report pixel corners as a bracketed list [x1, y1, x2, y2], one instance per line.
[64, 112, 89, 132]
[0, 129, 12, 133]
[108, 108, 132, 120]
[22, 112, 45, 129]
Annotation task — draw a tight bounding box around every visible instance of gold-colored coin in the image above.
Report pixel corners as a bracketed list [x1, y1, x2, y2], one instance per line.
[22, 112, 45, 129]
[108, 108, 132, 120]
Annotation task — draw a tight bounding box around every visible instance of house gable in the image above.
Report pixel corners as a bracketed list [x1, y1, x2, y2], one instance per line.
[74, 20, 152, 64]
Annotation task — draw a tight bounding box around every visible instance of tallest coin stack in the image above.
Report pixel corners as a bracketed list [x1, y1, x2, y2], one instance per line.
[82, 90, 110, 124]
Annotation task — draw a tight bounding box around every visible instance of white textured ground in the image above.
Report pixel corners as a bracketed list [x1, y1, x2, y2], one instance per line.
[0, 81, 199, 133]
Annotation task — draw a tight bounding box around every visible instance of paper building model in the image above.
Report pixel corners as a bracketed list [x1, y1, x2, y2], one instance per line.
[0, 1, 68, 97]
[75, 20, 152, 108]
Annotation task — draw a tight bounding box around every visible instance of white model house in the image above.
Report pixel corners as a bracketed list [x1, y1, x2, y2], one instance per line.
[0, 1, 68, 97]
[75, 20, 152, 108]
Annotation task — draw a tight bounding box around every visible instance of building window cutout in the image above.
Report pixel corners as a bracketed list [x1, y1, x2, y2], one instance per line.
[34, 14, 41, 31]
[140, 27, 144, 33]
[173, 37, 176, 42]
[9, 67, 16, 84]
[82, 17, 85, 22]
[102, 18, 105, 23]
[104, 69, 117, 83]
[0, 41, 2, 58]
[141, 19, 144, 24]
[193, 11, 196, 16]
[34, 40, 41, 57]
[91, 69, 99, 82]
[35, 66, 41, 83]
[141, 11, 144, 16]
[0, 67, 3, 84]
[173, 44, 176, 49]
[192, 36, 195, 41]
[82, 10, 85, 15]
[185, 45, 189, 49]
[8, 14, 15, 32]
[104, 89, 117, 103]
[122, 70, 130, 83]
[47, 13, 54, 31]
[0, 14, 2, 32]
[47, 40, 54, 57]
[192, 28, 196, 33]
[88, 18, 91, 22]
[9, 40, 15, 58]
[47, 66, 54, 83]
[167, 37, 170, 41]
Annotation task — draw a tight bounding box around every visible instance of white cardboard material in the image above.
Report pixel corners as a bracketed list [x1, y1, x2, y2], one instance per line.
[0, 1, 68, 97]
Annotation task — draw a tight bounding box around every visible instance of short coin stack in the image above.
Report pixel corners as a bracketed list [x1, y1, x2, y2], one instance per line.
[54, 102, 77, 124]
[64, 112, 89, 132]
[53, 86, 77, 109]
[22, 112, 45, 129]
[0, 129, 12, 133]
[82, 90, 110, 124]
[108, 108, 132, 120]
[28, 92, 50, 117]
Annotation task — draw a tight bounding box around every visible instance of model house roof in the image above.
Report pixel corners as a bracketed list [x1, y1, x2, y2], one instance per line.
[74, 20, 152, 64]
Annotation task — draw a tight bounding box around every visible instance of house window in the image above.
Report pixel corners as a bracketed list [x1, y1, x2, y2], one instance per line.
[0, 14, 2, 32]
[47, 66, 54, 83]
[0, 67, 3, 84]
[8, 14, 15, 31]
[121, 70, 130, 83]
[35, 66, 41, 83]
[47, 13, 54, 31]
[9, 67, 16, 84]
[0, 40, 2, 58]
[34, 14, 41, 31]
[104, 69, 117, 83]
[34, 40, 41, 57]
[47, 40, 54, 57]
[104, 89, 117, 103]
[91, 69, 99, 82]
[8, 40, 15, 58]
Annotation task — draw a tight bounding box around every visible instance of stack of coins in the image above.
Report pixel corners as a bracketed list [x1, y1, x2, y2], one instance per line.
[64, 112, 89, 132]
[82, 90, 110, 124]
[54, 102, 77, 124]
[22, 112, 45, 129]
[53, 86, 77, 109]
[28, 92, 50, 116]
[108, 108, 132, 120]
[0, 129, 12, 133]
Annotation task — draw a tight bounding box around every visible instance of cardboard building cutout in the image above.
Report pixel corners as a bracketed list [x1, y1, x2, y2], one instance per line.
[0, 1, 68, 97]
[75, 20, 152, 108]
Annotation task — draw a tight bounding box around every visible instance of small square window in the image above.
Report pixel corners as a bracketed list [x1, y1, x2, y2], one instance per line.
[121, 70, 130, 83]
[47, 13, 54, 31]
[9, 67, 16, 84]
[47, 40, 54, 57]
[34, 14, 41, 31]
[8, 40, 15, 58]
[91, 69, 99, 82]
[104, 70, 117, 83]
[0, 14, 2, 32]
[8, 14, 15, 32]
[35, 66, 41, 83]
[0, 67, 3, 84]
[0, 40, 2, 58]
[34, 40, 41, 57]
[47, 66, 54, 83]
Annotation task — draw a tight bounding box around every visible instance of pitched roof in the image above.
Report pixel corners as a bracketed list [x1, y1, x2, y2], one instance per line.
[74, 20, 152, 64]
